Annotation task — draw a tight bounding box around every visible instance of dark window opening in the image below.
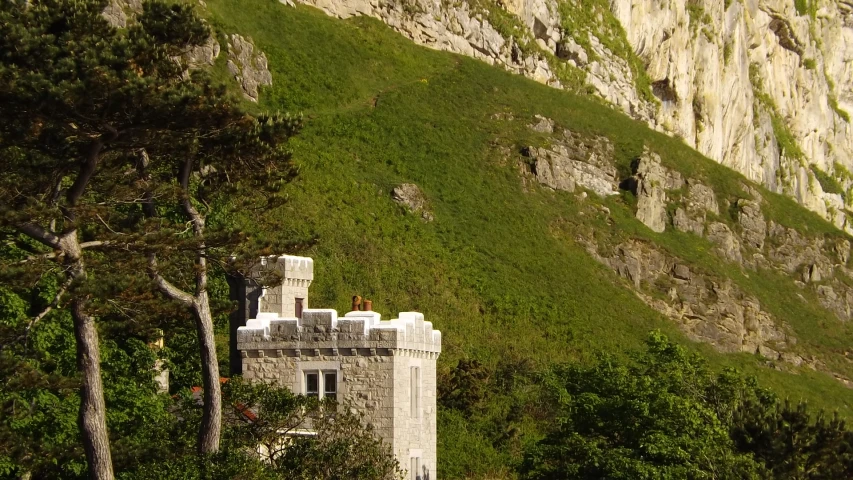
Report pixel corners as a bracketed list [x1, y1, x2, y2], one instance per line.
[324, 371, 337, 401]
[305, 372, 319, 398]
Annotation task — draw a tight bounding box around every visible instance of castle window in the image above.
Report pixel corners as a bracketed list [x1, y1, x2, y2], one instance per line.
[410, 366, 420, 417]
[303, 370, 338, 400]
[324, 371, 337, 401]
[305, 372, 319, 398]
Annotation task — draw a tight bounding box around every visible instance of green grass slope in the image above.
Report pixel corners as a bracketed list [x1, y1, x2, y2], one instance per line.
[202, 0, 853, 474]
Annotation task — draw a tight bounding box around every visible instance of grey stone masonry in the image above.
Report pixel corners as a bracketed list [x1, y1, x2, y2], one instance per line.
[236, 255, 442, 480]
[253, 255, 313, 318]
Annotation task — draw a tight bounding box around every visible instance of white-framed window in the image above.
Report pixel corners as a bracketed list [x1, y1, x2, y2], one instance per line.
[410, 366, 420, 417]
[303, 370, 337, 400]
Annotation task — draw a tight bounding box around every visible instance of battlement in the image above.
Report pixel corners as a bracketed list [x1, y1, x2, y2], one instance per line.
[253, 254, 314, 282]
[237, 309, 442, 359]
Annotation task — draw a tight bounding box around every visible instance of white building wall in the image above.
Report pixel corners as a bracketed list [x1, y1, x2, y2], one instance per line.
[238, 304, 441, 478]
[392, 353, 438, 480]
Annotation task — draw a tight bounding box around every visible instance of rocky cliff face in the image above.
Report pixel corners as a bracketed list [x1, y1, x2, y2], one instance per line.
[287, 0, 853, 231]
[612, 0, 853, 230]
[519, 114, 853, 384]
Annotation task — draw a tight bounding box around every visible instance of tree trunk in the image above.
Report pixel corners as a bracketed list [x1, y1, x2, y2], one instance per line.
[63, 237, 114, 480]
[193, 290, 222, 454]
[72, 298, 114, 480]
[148, 253, 222, 454]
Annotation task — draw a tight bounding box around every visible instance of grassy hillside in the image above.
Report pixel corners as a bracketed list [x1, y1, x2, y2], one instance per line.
[201, 0, 853, 475]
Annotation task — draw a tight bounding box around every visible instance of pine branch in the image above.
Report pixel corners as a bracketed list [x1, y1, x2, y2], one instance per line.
[147, 253, 194, 307]
[27, 276, 72, 333]
[16, 223, 62, 250]
[17, 241, 111, 264]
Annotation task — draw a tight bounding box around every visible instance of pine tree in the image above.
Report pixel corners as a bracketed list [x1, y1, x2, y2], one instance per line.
[0, 0, 298, 474]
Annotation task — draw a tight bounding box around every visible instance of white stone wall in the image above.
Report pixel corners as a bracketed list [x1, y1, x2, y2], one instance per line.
[259, 279, 310, 317]
[238, 306, 441, 477]
[392, 352, 438, 480]
[242, 352, 397, 441]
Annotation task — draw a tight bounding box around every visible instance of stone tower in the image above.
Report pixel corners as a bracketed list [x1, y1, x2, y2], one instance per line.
[234, 255, 442, 480]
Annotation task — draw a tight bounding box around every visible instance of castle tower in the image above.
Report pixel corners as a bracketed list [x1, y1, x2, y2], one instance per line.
[228, 255, 313, 375]
[235, 255, 442, 480]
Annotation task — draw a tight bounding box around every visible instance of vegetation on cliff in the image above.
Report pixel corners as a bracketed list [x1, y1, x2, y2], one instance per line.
[3, 0, 853, 478]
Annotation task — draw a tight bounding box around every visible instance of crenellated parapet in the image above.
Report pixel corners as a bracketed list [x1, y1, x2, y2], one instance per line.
[237, 309, 442, 360]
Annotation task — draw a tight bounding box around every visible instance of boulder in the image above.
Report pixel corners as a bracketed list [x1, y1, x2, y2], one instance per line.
[392, 183, 433, 221]
[185, 35, 221, 69]
[528, 114, 554, 133]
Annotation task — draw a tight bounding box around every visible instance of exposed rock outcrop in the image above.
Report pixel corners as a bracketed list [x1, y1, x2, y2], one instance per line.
[525, 128, 619, 197]
[185, 35, 221, 69]
[392, 183, 433, 221]
[528, 114, 554, 133]
[632, 150, 683, 233]
[738, 198, 767, 250]
[102, 0, 220, 70]
[706, 222, 744, 264]
[227, 34, 273, 102]
[102, 0, 141, 28]
[767, 222, 834, 275]
[673, 180, 719, 235]
[611, 0, 853, 231]
[586, 239, 795, 360]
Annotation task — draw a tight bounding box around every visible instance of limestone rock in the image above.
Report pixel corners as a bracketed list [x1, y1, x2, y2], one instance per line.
[837, 239, 851, 265]
[815, 283, 853, 322]
[706, 222, 743, 264]
[556, 37, 589, 66]
[737, 199, 767, 250]
[673, 207, 704, 235]
[528, 114, 554, 133]
[102, 0, 128, 27]
[101, 0, 142, 28]
[526, 130, 619, 197]
[688, 181, 719, 215]
[589, 239, 791, 358]
[766, 222, 827, 273]
[227, 34, 273, 102]
[185, 35, 221, 69]
[292, 0, 853, 229]
[633, 150, 683, 233]
[673, 180, 719, 235]
[610, 0, 853, 231]
[101, 0, 220, 72]
[392, 183, 433, 221]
